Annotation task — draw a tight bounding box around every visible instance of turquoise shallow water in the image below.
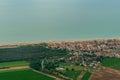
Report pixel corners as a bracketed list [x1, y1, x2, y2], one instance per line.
[0, 0, 120, 43]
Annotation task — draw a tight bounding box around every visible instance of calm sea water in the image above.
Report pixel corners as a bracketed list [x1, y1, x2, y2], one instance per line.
[0, 0, 120, 43]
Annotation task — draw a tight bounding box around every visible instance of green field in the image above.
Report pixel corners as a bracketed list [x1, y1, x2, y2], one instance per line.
[101, 57, 120, 70]
[0, 69, 54, 80]
[64, 70, 81, 80]
[81, 71, 92, 80]
[0, 61, 29, 68]
[59, 65, 83, 80]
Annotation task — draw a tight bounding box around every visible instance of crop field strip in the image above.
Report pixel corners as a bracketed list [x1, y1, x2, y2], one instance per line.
[0, 61, 29, 68]
[81, 71, 92, 80]
[101, 57, 120, 70]
[0, 69, 55, 80]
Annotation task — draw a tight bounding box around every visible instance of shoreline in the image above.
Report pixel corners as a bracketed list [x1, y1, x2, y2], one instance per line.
[0, 37, 119, 47]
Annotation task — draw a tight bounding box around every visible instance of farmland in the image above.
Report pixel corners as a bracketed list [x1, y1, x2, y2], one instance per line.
[64, 70, 81, 80]
[81, 71, 92, 80]
[0, 69, 55, 80]
[101, 57, 120, 70]
[0, 61, 29, 68]
[90, 57, 120, 80]
[63, 66, 83, 80]
[90, 68, 120, 80]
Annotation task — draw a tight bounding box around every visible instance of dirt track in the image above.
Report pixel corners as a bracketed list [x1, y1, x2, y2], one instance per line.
[32, 69, 62, 80]
[77, 71, 86, 80]
[90, 68, 120, 80]
[0, 66, 29, 71]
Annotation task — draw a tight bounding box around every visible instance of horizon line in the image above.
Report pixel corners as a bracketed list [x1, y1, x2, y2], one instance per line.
[0, 37, 120, 46]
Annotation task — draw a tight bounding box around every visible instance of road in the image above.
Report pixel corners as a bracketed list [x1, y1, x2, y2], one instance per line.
[0, 66, 29, 71]
[77, 71, 86, 80]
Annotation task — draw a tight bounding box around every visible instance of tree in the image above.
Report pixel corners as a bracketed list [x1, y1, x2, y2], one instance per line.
[66, 68, 69, 71]
[29, 58, 41, 70]
[71, 68, 74, 71]
[45, 62, 57, 70]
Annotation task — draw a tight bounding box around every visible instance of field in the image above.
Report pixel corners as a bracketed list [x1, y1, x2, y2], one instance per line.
[58, 65, 83, 80]
[0, 69, 55, 80]
[101, 57, 120, 70]
[0, 61, 29, 68]
[64, 70, 81, 80]
[64, 65, 84, 71]
[90, 68, 120, 80]
[81, 71, 92, 80]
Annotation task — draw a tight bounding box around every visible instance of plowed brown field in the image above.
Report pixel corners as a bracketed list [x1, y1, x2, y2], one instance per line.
[90, 68, 120, 80]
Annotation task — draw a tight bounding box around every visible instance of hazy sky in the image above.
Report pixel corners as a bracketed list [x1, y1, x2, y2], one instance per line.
[0, 0, 120, 43]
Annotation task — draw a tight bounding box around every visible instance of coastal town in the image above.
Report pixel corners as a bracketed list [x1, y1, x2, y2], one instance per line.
[45, 39, 120, 58]
[0, 38, 120, 80]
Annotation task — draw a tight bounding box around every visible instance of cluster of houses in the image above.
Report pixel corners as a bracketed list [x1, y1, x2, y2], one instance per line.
[45, 39, 120, 58]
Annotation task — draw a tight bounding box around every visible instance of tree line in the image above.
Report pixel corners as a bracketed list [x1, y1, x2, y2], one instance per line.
[0, 44, 68, 62]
